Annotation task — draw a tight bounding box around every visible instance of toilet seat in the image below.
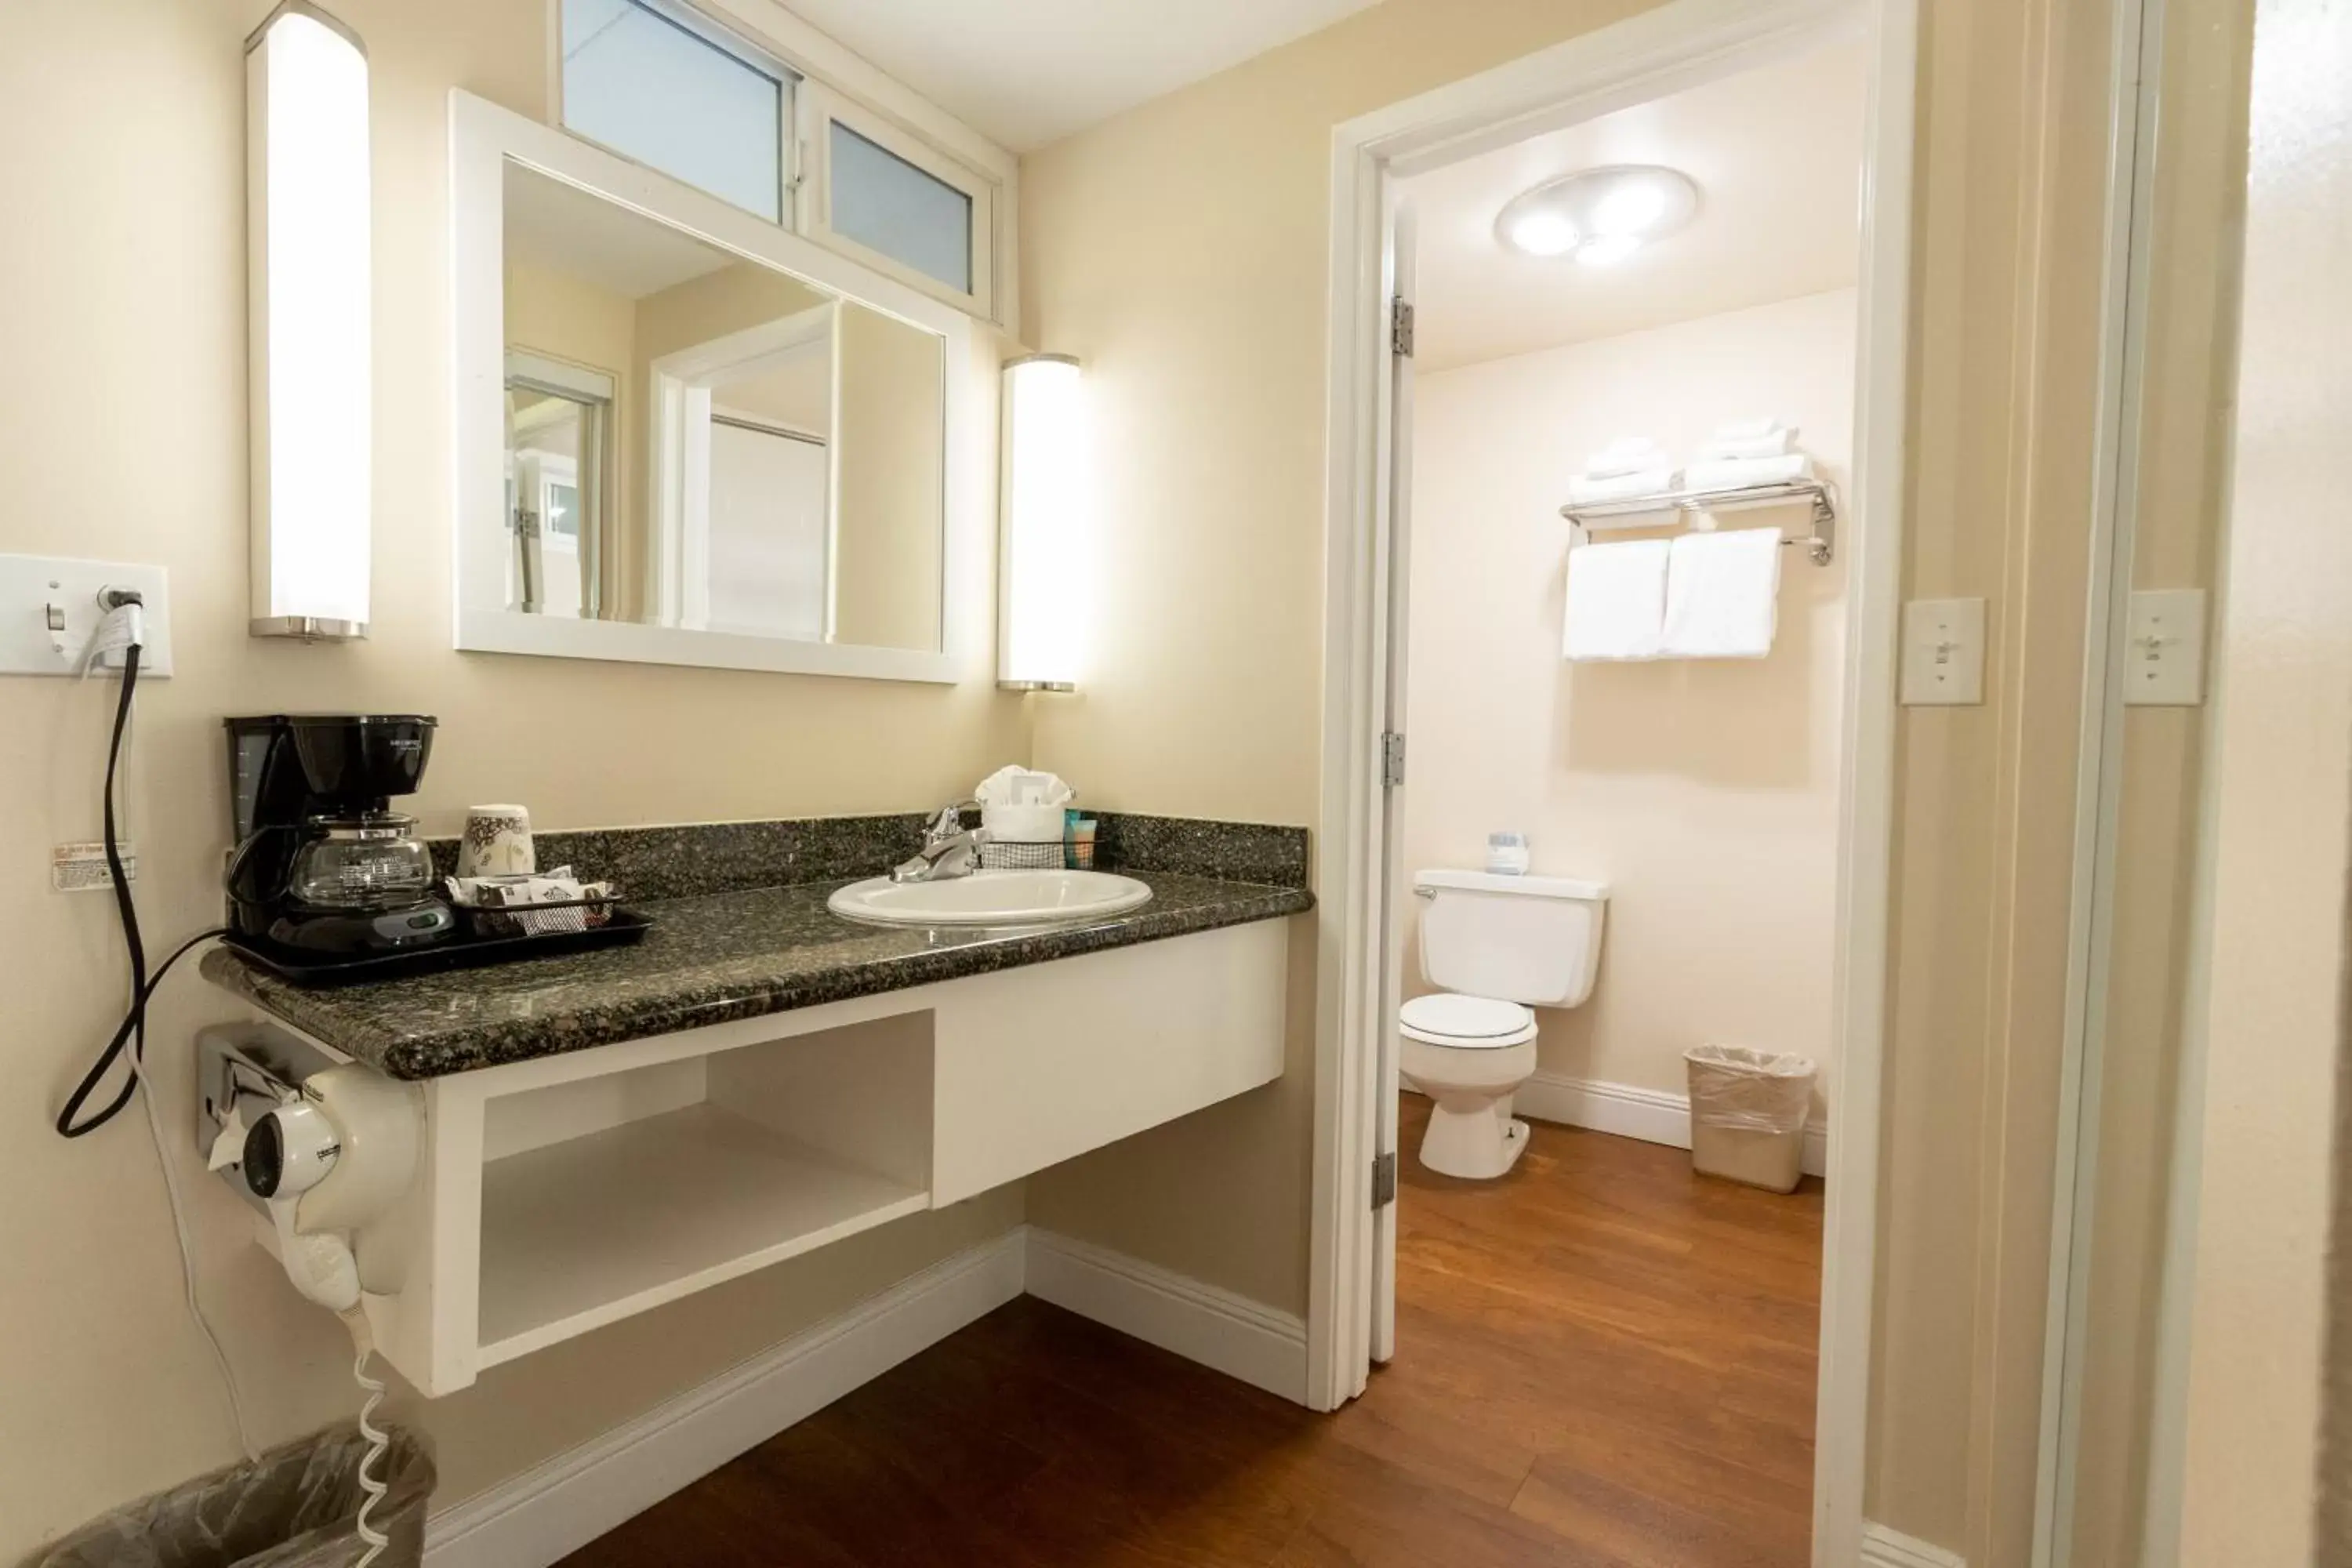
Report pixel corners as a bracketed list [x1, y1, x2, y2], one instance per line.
[1399, 993, 1536, 1047]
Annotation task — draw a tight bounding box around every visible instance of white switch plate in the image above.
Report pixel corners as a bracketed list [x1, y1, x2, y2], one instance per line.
[0, 554, 172, 677]
[2122, 588, 2207, 706]
[1901, 597, 1985, 706]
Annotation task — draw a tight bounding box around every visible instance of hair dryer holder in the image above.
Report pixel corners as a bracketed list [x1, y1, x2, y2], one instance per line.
[197, 1022, 423, 1303]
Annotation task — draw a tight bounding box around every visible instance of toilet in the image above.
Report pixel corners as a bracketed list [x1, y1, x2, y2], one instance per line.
[1402, 869, 1609, 1179]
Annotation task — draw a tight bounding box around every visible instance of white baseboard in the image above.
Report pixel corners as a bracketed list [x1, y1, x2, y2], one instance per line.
[423, 1229, 1027, 1568]
[1410, 1069, 1829, 1178]
[1025, 1226, 1310, 1403]
[1860, 1521, 1968, 1568]
[422, 1225, 1307, 1566]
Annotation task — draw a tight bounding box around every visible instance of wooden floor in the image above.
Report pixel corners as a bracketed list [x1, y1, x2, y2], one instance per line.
[561, 1100, 1825, 1567]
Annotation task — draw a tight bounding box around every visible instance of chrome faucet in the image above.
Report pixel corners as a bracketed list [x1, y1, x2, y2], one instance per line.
[891, 802, 989, 883]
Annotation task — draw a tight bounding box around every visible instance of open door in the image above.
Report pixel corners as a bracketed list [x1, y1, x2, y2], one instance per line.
[1368, 198, 1417, 1364]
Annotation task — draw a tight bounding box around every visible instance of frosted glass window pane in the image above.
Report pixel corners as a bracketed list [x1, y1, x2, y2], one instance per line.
[562, 0, 784, 222]
[829, 123, 972, 294]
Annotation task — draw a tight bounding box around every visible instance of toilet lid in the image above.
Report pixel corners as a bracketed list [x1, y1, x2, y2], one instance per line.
[1399, 993, 1534, 1043]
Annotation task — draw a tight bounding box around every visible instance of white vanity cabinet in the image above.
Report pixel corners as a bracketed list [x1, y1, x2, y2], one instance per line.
[292, 919, 1288, 1396]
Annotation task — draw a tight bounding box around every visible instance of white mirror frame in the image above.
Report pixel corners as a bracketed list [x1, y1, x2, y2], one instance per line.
[450, 90, 980, 683]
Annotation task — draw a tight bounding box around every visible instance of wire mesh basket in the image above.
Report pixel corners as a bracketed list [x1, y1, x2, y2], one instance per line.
[979, 840, 1065, 871]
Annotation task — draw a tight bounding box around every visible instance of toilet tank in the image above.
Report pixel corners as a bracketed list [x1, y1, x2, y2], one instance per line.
[1414, 869, 1609, 1008]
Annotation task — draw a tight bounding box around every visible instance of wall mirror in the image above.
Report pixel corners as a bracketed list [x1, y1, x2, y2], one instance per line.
[452, 93, 978, 681]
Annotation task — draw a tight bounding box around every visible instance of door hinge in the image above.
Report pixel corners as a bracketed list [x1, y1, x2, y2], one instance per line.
[1371, 1150, 1398, 1209]
[1381, 731, 1406, 789]
[1390, 296, 1415, 358]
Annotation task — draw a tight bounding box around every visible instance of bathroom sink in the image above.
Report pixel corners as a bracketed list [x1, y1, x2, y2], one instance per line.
[828, 869, 1153, 928]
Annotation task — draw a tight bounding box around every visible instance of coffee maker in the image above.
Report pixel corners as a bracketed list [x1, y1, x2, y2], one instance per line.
[224, 715, 457, 956]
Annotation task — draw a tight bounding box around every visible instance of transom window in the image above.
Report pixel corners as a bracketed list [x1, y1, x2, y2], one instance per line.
[556, 0, 999, 320]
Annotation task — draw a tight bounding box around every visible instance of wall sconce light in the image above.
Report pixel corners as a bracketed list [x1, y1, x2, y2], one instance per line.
[997, 354, 1087, 692]
[246, 2, 372, 641]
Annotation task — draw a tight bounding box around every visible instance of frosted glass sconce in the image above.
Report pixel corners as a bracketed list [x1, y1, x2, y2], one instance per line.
[246, 2, 372, 640]
[997, 354, 1086, 691]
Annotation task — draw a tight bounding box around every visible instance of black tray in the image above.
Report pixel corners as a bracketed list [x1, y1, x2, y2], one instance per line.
[222, 909, 655, 987]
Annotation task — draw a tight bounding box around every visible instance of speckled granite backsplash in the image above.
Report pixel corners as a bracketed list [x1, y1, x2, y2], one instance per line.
[429, 812, 1309, 901]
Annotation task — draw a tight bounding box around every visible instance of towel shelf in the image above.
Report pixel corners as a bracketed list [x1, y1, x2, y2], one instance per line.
[1560, 477, 1838, 566]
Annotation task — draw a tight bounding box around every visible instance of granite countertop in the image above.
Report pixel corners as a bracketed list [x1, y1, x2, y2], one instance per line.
[201, 870, 1312, 1080]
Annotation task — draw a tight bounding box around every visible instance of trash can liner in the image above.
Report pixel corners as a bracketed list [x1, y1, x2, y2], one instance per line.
[1684, 1045, 1814, 1135]
[34, 1423, 434, 1568]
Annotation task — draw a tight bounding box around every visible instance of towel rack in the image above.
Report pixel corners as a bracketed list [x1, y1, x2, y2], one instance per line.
[1560, 477, 1838, 566]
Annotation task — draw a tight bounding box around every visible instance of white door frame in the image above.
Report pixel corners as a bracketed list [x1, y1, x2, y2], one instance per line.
[1308, 7, 1918, 1568]
[649, 301, 839, 633]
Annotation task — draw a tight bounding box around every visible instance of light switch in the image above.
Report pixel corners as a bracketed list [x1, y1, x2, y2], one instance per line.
[2122, 588, 2206, 706]
[0, 554, 172, 677]
[1901, 597, 1985, 706]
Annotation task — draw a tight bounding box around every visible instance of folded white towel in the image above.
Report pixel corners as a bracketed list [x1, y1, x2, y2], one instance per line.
[1566, 466, 1678, 504]
[1700, 427, 1796, 460]
[1583, 437, 1664, 478]
[1661, 528, 1782, 659]
[975, 764, 1074, 808]
[1563, 539, 1670, 662]
[1684, 452, 1813, 492]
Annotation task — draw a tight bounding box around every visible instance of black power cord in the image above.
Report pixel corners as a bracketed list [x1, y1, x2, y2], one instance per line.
[54, 633, 226, 1139]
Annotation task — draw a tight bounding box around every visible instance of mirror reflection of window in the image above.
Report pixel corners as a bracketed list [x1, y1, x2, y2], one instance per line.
[499, 161, 948, 652]
[503, 368, 612, 619]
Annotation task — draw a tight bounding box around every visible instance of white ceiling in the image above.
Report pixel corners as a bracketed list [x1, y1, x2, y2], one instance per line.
[776, 0, 1382, 151]
[504, 164, 734, 298]
[1404, 40, 1869, 372]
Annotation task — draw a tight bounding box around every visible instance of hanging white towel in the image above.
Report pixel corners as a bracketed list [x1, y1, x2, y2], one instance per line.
[1563, 539, 1670, 662]
[1566, 466, 1677, 504]
[1684, 452, 1813, 492]
[1661, 528, 1783, 659]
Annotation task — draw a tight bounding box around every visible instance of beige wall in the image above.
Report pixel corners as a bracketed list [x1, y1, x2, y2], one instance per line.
[1020, 0, 2123, 1558]
[1402, 289, 1855, 1105]
[833, 303, 948, 649]
[0, 0, 1029, 1555]
[2174, 0, 2350, 1555]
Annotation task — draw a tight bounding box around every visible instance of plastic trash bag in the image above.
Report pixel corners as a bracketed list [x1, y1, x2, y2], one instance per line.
[34, 1424, 434, 1568]
[1685, 1045, 1815, 1134]
[1685, 1044, 1817, 1192]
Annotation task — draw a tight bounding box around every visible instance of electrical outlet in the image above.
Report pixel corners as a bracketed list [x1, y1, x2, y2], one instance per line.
[1900, 597, 1986, 706]
[0, 554, 172, 677]
[53, 841, 136, 892]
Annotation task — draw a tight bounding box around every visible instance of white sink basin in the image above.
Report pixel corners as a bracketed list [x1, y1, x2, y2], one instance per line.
[827, 869, 1154, 928]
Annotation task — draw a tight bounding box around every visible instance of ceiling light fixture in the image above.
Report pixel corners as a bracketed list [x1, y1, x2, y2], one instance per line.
[1506, 210, 1580, 257]
[1495, 164, 1700, 266]
[1574, 234, 1644, 267]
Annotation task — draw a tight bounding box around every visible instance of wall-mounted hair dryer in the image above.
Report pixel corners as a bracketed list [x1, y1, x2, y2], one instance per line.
[198, 1024, 422, 1312]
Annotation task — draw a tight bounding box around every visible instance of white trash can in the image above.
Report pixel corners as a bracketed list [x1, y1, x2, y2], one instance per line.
[1683, 1044, 1816, 1193]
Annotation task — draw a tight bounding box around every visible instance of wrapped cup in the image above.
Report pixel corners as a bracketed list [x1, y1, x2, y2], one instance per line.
[459, 805, 534, 877]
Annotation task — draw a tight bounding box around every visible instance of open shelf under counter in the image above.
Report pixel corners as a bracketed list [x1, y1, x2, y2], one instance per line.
[476, 1102, 930, 1367]
[336, 916, 1291, 1396]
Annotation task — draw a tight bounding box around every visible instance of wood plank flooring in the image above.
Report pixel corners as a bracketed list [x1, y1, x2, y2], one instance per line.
[560, 1100, 1824, 1566]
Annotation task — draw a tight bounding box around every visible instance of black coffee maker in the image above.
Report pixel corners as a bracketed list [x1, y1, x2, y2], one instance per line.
[224, 714, 458, 956]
